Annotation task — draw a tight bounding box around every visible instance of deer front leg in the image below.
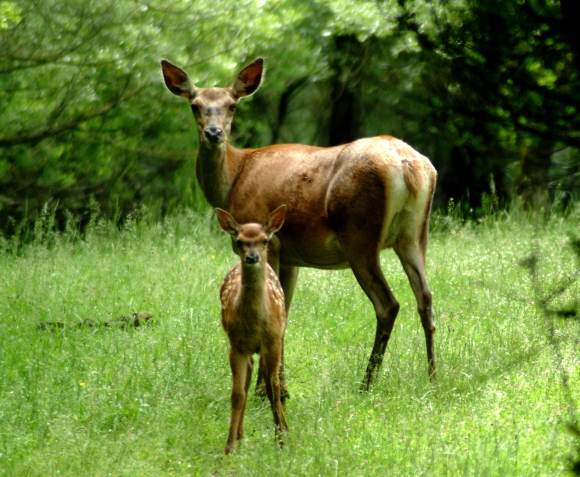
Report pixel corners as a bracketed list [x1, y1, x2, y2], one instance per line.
[277, 265, 298, 402]
[225, 350, 251, 455]
[255, 265, 298, 403]
[236, 356, 254, 441]
[260, 352, 288, 448]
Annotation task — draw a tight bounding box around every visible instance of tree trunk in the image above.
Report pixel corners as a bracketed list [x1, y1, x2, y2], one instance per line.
[327, 35, 368, 146]
[516, 138, 553, 210]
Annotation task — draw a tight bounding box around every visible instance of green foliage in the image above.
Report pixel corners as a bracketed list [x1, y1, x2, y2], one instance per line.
[0, 0, 326, 227]
[1, 205, 580, 475]
[393, 0, 580, 206]
[0, 1, 20, 28]
[520, 227, 580, 472]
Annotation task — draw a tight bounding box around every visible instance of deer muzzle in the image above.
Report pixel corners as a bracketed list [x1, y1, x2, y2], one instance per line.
[204, 127, 223, 143]
[245, 253, 260, 265]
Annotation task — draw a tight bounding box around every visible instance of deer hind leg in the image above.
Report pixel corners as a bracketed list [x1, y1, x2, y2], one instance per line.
[255, 264, 297, 403]
[260, 351, 288, 448]
[225, 350, 252, 455]
[394, 240, 436, 380]
[341, 237, 400, 391]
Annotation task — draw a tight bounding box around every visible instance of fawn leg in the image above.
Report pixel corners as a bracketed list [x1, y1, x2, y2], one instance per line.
[225, 350, 250, 455]
[236, 356, 254, 440]
[260, 353, 288, 448]
[255, 264, 297, 402]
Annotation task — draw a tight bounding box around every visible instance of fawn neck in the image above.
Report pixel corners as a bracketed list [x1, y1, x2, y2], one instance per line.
[237, 260, 269, 314]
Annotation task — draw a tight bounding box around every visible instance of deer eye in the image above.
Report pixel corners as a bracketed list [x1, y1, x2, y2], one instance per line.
[236, 240, 243, 248]
[191, 104, 199, 114]
[263, 239, 268, 246]
[228, 104, 236, 112]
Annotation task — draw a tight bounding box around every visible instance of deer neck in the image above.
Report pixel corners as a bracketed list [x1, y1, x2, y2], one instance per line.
[195, 141, 243, 208]
[238, 263, 269, 314]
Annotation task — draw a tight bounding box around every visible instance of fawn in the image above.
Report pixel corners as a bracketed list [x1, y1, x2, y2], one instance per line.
[216, 205, 289, 455]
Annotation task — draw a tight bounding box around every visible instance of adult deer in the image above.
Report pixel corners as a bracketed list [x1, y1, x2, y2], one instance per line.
[161, 57, 438, 391]
[217, 205, 288, 454]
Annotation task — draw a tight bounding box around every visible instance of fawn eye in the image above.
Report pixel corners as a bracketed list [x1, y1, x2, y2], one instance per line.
[191, 104, 199, 114]
[229, 104, 236, 112]
[263, 239, 268, 245]
[236, 240, 243, 248]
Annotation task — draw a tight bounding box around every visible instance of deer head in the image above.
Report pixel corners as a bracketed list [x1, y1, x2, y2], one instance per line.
[216, 205, 286, 266]
[161, 58, 264, 146]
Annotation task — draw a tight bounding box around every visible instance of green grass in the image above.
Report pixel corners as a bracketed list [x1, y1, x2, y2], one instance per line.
[1, 205, 580, 476]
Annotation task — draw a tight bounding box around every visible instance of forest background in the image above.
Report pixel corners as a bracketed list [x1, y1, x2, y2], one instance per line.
[1, 0, 580, 232]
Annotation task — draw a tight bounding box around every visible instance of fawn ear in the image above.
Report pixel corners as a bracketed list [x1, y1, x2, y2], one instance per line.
[231, 58, 263, 99]
[161, 60, 197, 99]
[216, 208, 240, 236]
[265, 205, 286, 236]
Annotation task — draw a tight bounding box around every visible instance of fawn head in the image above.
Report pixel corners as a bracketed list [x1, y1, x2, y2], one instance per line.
[161, 58, 264, 146]
[216, 206, 286, 266]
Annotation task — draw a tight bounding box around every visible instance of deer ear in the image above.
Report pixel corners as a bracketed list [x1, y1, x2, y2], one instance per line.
[265, 205, 286, 235]
[216, 208, 240, 236]
[161, 60, 197, 99]
[231, 58, 263, 99]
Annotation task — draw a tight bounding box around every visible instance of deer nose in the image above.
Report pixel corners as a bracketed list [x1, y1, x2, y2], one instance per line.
[204, 127, 223, 143]
[245, 253, 259, 265]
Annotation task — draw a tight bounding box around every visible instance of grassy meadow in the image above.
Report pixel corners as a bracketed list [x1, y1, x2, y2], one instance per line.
[1, 204, 580, 476]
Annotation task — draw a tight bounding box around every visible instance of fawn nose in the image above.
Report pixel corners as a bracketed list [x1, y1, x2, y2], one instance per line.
[245, 253, 259, 265]
[204, 127, 223, 143]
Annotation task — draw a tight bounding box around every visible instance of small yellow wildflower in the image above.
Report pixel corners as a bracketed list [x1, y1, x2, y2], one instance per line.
[79, 381, 86, 387]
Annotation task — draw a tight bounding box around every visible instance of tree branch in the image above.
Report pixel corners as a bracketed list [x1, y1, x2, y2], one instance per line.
[0, 85, 146, 148]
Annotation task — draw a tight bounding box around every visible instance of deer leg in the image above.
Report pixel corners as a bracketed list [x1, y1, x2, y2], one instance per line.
[277, 265, 298, 402]
[279, 265, 299, 311]
[342, 242, 400, 391]
[255, 265, 298, 403]
[236, 356, 254, 441]
[394, 241, 436, 380]
[225, 350, 251, 455]
[260, 351, 288, 448]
